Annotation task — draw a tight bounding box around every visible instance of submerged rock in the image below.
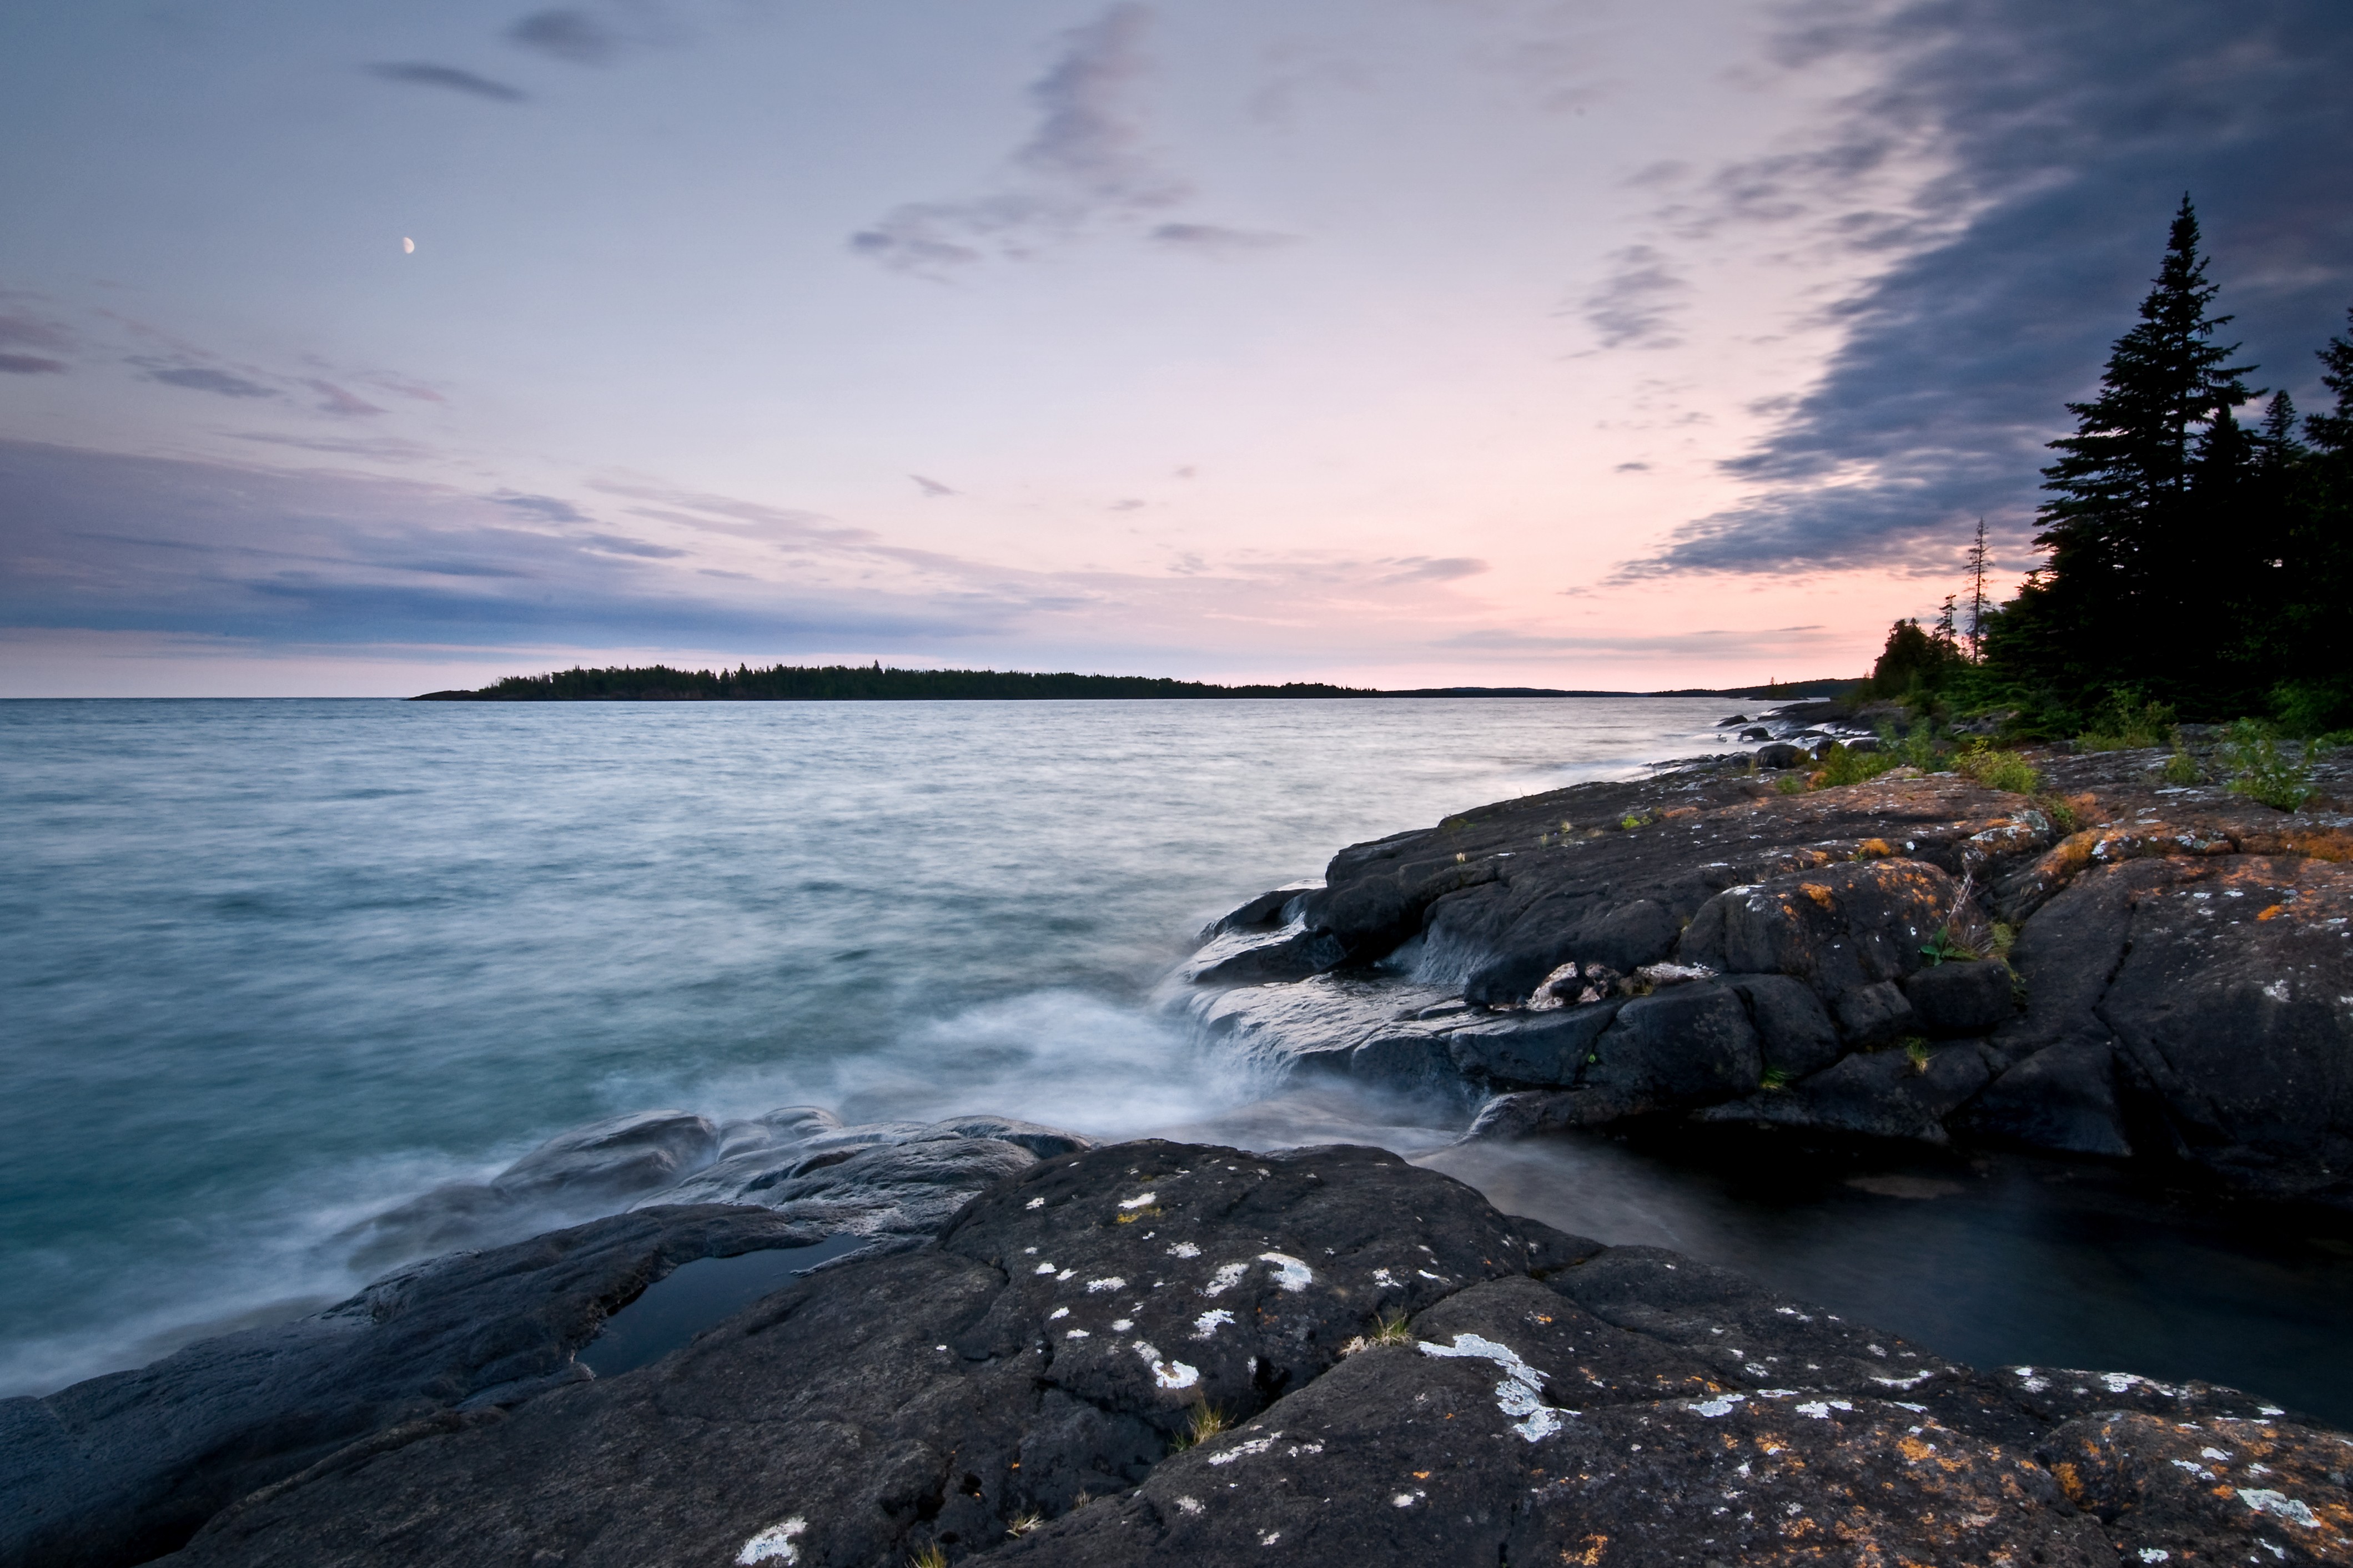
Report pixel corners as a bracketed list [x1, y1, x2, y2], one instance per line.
[109, 1141, 2352, 1568]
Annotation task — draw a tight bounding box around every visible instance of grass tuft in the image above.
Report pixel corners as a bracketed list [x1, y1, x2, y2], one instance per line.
[1006, 1513, 1045, 1538]
[1902, 1037, 1932, 1074]
[1168, 1400, 1231, 1451]
[909, 1545, 949, 1568]
[1759, 1065, 1792, 1091]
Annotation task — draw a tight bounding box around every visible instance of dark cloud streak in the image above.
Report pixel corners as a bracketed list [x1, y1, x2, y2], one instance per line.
[1621, 0, 2353, 578]
[366, 63, 530, 103]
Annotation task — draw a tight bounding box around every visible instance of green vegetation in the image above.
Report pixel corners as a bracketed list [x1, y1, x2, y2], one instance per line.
[1759, 1065, 1793, 1091]
[1903, 1037, 1933, 1074]
[1956, 746, 2040, 794]
[1168, 1401, 1231, 1451]
[1816, 743, 1898, 788]
[2161, 738, 2204, 785]
[418, 662, 1381, 702]
[2220, 720, 2317, 810]
[908, 1545, 949, 1568]
[1868, 199, 2353, 788]
[2074, 691, 2176, 751]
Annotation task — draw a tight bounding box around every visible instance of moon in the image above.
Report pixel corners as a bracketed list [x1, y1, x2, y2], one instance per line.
[401, 237, 415, 254]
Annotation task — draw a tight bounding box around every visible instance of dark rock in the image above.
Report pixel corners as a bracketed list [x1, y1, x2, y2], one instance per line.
[1680, 859, 1955, 1003]
[1701, 1041, 1992, 1142]
[1754, 740, 1806, 768]
[1581, 981, 1762, 1110]
[1461, 898, 1680, 1007]
[1444, 1001, 1621, 1086]
[1717, 713, 1751, 726]
[1902, 957, 2016, 1037]
[1955, 1038, 2131, 1157]
[1843, 735, 1882, 754]
[1199, 885, 1308, 941]
[1833, 977, 1919, 1048]
[1739, 725, 1772, 740]
[36, 1140, 2349, 1568]
[0, 1205, 817, 1568]
[1185, 924, 1349, 986]
[489, 1110, 721, 1203]
[1726, 973, 1844, 1078]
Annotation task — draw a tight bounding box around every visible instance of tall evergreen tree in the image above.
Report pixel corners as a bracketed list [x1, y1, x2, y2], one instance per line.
[2033, 196, 2255, 698]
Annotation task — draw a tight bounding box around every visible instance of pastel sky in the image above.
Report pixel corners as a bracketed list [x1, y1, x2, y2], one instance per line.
[2, 0, 2348, 695]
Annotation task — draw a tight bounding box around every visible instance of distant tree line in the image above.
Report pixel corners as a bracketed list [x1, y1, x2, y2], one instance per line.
[1864, 197, 2353, 737]
[415, 663, 1387, 701]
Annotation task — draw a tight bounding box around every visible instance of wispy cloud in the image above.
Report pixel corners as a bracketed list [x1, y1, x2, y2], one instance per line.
[911, 475, 957, 497]
[137, 361, 278, 399]
[366, 62, 530, 103]
[1580, 244, 1690, 349]
[0, 309, 73, 375]
[507, 9, 618, 65]
[491, 491, 592, 524]
[304, 379, 384, 417]
[853, 5, 1256, 275]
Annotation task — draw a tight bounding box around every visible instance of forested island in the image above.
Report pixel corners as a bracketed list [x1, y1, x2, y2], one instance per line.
[414, 665, 1859, 702]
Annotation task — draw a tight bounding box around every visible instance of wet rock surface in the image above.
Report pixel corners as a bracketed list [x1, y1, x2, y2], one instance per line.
[0, 1110, 1090, 1568]
[118, 1142, 2353, 1568]
[1186, 725, 2353, 1205]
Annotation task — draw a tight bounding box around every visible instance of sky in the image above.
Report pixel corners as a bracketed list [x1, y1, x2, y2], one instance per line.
[2, 0, 2349, 696]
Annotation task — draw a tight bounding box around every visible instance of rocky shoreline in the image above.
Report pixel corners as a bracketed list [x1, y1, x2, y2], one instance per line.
[6, 713, 2351, 1567]
[1184, 711, 2353, 1207]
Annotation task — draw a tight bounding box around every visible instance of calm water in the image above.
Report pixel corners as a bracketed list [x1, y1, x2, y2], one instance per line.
[4, 698, 2349, 1423]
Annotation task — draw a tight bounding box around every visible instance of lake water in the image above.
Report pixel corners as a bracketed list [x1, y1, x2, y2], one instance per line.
[5, 698, 2350, 1423]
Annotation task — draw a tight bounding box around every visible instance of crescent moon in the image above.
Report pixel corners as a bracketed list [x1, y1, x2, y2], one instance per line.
[402, 237, 415, 254]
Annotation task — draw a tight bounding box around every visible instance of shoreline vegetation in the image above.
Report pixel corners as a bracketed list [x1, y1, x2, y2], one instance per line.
[413, 664, 1863, 702]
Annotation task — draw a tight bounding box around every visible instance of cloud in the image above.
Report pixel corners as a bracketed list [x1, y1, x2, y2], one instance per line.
[851, 5, 1206, 274]
[492, 491, 592, 523]
[1580, 244, 1689, 349]
[234, 433, 437, 462]
[1149, 223, 1293, 254]
[1375, 556, 1489, 584]
[507, 8, 617, 64]
[1615, 461, 1651, 472]
[911, 474, 957, 497]
[366, 63, 529, 103]
[1617, 0, 2353, 578]
[577, 533, 687, 559]
[304, 379, 385, 417]
[0, 311, 72, 372]
[138, 362, 278, 399]
[1439, 624, 1836, 657]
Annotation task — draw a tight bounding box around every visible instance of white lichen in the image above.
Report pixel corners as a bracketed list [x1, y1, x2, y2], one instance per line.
[736, 1517, 807, 1565]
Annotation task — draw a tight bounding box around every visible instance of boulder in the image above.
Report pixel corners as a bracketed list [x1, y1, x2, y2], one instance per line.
[1833, 977, 1919, 1048]
[1444, 1002, 1622, 1087]
[1679, 859, 1956, 1002]
[1754, 740, 1806, 768]
[1903, 957, 2017, 1037]
[1701, 1042, 1993, 1142]
[1580, 981, 1762, 1110]
[489, 1110, 722, 1203]
[1726, 972, 1844, 1078]
[1955, 1038, 2132, 1157]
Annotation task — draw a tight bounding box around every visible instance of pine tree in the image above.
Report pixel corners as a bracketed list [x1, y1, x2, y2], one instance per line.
[2034, 196, 2255, 693]
[2306, 309, 2353, 457]
[1965, 520, 1989, 662]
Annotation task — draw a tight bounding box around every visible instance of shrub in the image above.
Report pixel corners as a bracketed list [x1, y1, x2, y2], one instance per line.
[2220, 720, 2316, 810]
[1774, 773, 1808, 795]
[2160, 734, 2204, 785]
[1878, 717, 1947, 772]
[1958, 747, 2040, 794]
[2075, 689, 2175, 751]
[1817, 743, 1898, 788]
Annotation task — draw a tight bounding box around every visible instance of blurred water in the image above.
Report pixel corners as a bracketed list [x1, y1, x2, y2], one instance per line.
[6, 697, 2348, 1425]
[0, 695, 1728, 1396]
